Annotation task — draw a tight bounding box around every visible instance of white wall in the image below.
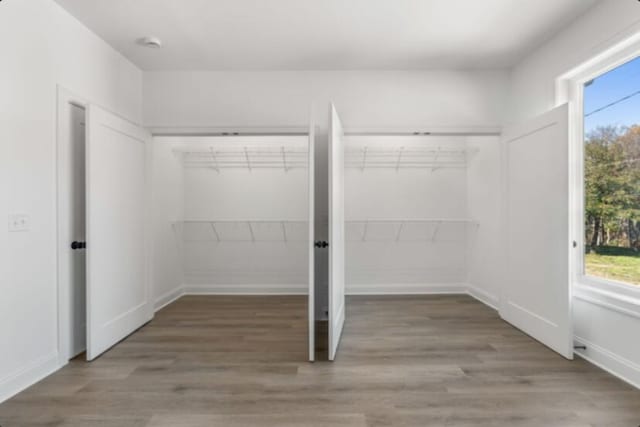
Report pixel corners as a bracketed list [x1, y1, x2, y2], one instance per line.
[0, 0, 142, 403]
[466, 137, 503, 308]
[509, 0, 640, 388]
[509, 0, 640, 122]
[151, 141, 185, 310]
[144, 70, 508, 131]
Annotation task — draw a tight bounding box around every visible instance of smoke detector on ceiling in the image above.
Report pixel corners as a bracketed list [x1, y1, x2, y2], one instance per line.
[138, 36, 163, 49]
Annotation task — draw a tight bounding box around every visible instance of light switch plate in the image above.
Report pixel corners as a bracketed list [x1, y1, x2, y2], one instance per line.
[8, 214, 30, 232]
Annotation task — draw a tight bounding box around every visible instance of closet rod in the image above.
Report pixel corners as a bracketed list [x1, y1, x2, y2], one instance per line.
[181, 151, 309, 156]
[344, 126, 501, 136]
[346, 148, 468, 153]
[177, 220, 307, 224]
[150, 126, 310, 136]
[184, 160, 308, 164]
[347, 218, 477, 223]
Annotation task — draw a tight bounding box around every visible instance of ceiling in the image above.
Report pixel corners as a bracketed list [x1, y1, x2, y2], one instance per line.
[54, 0, 599, 70]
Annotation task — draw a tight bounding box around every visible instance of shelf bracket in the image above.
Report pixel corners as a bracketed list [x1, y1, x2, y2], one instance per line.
[281, 146, 288, 172]
[395, 146, 404, 172]
[209, 147, 220, 173]
[247, 221, 256, 242]
[432, 147, 441, 172]
[431, 221, 442, 242]
[281, 221, 288, 243]
[395, 221, 405, 242]
[210, 222, 221, 242]
[244, 146, 252, 172]
[361, 146, 368, 172]
[362, 220, 369, 242]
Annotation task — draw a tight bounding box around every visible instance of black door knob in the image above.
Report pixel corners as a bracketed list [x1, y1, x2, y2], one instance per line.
[71, 241, 86, 250]
[314, 241, 329, 248]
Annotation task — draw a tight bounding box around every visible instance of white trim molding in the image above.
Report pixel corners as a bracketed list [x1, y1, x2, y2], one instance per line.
[154, 286, 185, 311]
[0, 353, 60, 404]
[574, 283, 640, 320]
[149, 126, 310, 136]
[466, 284, 500, 310]
[344, 125, 502, 136]
[346, 283, 468, 296]
[56, 86, 89, 366]
[182, 284, 308, 295]
[153, 283, 309, 312]
[574, 336, 640, 390]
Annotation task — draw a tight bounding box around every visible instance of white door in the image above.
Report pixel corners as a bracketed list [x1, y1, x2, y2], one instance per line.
[308, 115, 316, 362]
[328, 103, 346, 361]
[86, 105, 153, 360]
[501, 103, 573, 359]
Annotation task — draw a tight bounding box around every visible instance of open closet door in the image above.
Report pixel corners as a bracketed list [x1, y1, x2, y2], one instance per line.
[501, 103, 573, 359]
[328, 103, 346, 361]
[308, 115, 316, 362]
[86, 105, 152, 360]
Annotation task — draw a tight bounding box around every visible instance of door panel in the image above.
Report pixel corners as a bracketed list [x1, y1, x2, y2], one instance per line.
[501, 103, 573, 359]
[86, 105, 152, 360]
[328, 103, 346, 361]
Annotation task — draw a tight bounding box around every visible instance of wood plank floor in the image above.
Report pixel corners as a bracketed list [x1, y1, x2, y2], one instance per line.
[0, 295, 638, 426]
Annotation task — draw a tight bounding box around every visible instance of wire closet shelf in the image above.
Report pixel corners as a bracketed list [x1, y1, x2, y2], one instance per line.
[174, 145, 309, 171]
[345, 146, 470, 170]
[346, 218, 478, 243]
[173, 220, 308, 243]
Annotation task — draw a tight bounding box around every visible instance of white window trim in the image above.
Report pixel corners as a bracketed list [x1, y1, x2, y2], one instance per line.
[557, 32, 640, 312]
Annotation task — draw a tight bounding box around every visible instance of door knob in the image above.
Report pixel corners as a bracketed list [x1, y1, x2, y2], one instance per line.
[71, 241, 86, 250]
[314, 241, 329, 248]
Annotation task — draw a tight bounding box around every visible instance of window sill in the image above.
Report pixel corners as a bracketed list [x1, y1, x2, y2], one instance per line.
[574, 280, 640, 320]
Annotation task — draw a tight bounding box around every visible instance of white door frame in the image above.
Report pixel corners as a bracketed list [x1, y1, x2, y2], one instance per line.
[56, 86, 89, 364]
[307, 109, 316, 362]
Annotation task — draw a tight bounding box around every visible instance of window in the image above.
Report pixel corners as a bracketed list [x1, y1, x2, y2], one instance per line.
[582, 56, 640, 287]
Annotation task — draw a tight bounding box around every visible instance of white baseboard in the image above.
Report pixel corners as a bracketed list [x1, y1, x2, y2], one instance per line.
[346, 283, 468, 295]
[0, 353, 60, 404]
[154, 286, 185, 311]
[183, 284, 308, 295]
[466, 284, 500, 310]
[574, 336, 640, 390]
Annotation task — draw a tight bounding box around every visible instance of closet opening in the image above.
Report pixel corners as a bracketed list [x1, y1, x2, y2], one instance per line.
[57, 88, 88, 362]
[343, 134, 502, 296]
[330, 133, 503, 359]
[331, 132, 503, 360]
[152, 134, 316, 362]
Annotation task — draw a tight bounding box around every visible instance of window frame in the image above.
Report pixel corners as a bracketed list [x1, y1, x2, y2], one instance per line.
[558, 34, 640, 307]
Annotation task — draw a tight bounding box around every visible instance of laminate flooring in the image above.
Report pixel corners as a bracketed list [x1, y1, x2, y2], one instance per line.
[0, 295, 638, 426]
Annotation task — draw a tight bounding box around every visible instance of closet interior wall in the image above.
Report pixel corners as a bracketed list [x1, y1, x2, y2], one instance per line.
[344, 135, 503, 300]
[152, 135, 310, 303]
